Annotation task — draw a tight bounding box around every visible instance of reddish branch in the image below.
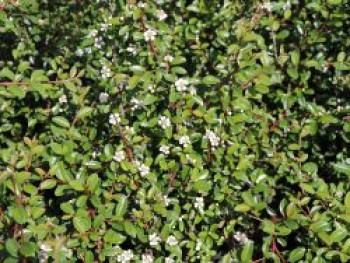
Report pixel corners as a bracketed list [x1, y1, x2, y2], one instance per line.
[168, 171, 176, 187]
[0, 79, 76, 87]
[139, 15, 158, 58]
[0, 3, 7, 11]
[268, 111, 287, 132]
[271, 216, 287, 263]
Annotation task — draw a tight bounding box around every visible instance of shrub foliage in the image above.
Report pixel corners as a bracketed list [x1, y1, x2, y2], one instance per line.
[0, 0, 349, 262]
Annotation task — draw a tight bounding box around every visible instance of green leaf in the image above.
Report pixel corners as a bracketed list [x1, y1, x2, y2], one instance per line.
[345, 192, 350, 207]
[12, 207, 27, 224]
[1, 67, 15, 80]
[327, 0, 342, 4]
[77, 107, 93, 120]
[234, 203, 251, 212]
[143, 94, 158, 105]
[52, 116, 70, 128]
[221, 253, 233, 263]
[203, 75, 220, 85]
[20, 242, 36, 257]
[5, 239, 18, 257]
[84, 160, 102, 170]
[87, 174, 99, 192]
[300, 183, 315, 194]
[334, 163, 350, 176]
[69, 180, 85, 191]
[8, 85, 26, 98]
[302, 162, 318, 174]
[31, 70, 48, 82]
[124, 221, 136, 238]
[241, 241, 254, 263]
[84, 251, 94, 263]
[288, 247, 305, 262]
[193, 180, 212, 193]
[40, 179, 57, 190]
[115, 195, 128, 220]
[318, 232, 332, 246]
[287, 67, 299, 79]
[104, 230, 126, 244]
[291, 51, 300, 66]
[330, 227, 348, 243]
[73, 216, 91, 233]
[129, 75, 140, 89]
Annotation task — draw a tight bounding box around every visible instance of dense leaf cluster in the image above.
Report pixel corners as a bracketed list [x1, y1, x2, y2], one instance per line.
[0, 0, 349, 262]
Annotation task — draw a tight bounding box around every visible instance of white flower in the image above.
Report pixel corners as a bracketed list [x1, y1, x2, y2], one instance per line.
[38, 251, 49, 263]
[113, 151, 125, 162]
[179, 135, 191, 147]
[186, 154, 196, 165]
[85, 47, 92, 54]
[59, 95, 67, 104]
[336, 191, 343, 198]
[262, 2, 273, 12]
[196, 240, 202, 251]
[149, 233, 161, 246]
[94, 42, 102, 50]
[126, 45, 137, 55]
[75, 48, 84, 57]
[118, 83, 126, 90]
[61, 246, 72, 258]
[138, 164, 150, 177]
[166, 235, 178, 246]
[109, 113, 121, 125]
[131, 97, 143, 111]
[29, 56, 35, 65]
[142, 254, 154, 263]
[22, 228, 31, 234]
[144, 28, 157, 42]
[205, 130, 220, 147]
[157, 9, 168, 21]
[159, 145, 170, 155]
[164, 54, 174, 63]
[266, 152, 273, 158]
[92, 150, 100, 159]
[175, 78, 189, 92]
[163, 195, 170, 206]
[189, 86, 197, 95]
[40, 243, 52, 253]
[125, 126, 135, 135]
[138, 2, 146, 8]
[233, 231, 250, 244]
[194, 197, 204, 213]
[297, 25, 303, 35]
[283, 1, 291, 11]
[99, 92, 109, 103]
[100, 23, 110, 31]
[256, 174, 267, 183]
[39, 243, 52, 263]
[95, 36, 103, 48]
[158, 116, 171, 129]
[88, 29, 98, 38]
[117, 250, 133, 263]
[148, 85, 156, 93]
[322, 63, 328, 73]
[165, 258, 175, 263]
[101, 65, 112, 78]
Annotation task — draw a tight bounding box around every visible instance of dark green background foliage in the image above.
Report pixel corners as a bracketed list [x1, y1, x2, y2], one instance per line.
[0, 0, 349, 262]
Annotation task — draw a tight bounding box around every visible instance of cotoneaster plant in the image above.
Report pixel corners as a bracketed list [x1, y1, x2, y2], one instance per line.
[0, 0, 349, 263]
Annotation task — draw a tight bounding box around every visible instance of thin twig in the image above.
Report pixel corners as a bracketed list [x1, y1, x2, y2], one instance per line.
[0, 78, 77, 86]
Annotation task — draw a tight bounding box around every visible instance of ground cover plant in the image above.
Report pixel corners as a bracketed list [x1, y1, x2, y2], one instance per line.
[0, 0, 349, 262]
